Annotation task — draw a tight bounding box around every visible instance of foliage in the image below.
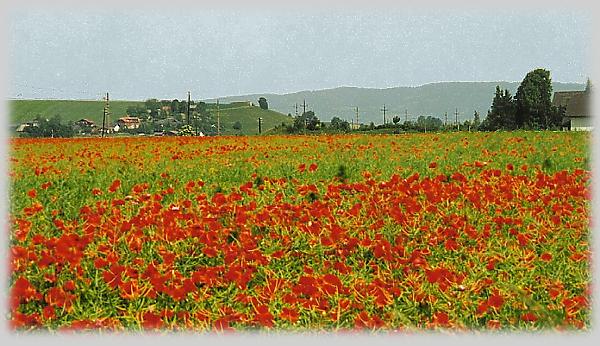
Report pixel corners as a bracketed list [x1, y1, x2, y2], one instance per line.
[515, 69, 555, 129]
[258, 97, 269, 110]
[329, 117, 350, 132]
[178, 124, 195, 136]
[416, 116, 443, 131]
[22, 114, 74, 138]
[473, 111, 481, 129]
[8, 132, 591, 331]
[290, 111, 321, 132]
[480, 86, 517, 131]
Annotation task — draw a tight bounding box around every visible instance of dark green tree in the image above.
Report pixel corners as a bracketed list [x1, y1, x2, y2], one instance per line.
[24, 114, 73, 138]
[171, 99, 180, 115]
[258, 97, 268, 110]
[392, 115, 401, 125]
[473, 110, 481, 129]
[233, 121, 242, 131]
[515, 69, 554, 129]
[416, 116, 442, 131]
[481, 86, 516, 131]
[293, 111, 320, 131]
[330, 116, 350, 132]
[145, 99, 160, 112]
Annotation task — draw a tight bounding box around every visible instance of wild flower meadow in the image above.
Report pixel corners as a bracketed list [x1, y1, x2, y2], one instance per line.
[8, 132, 591, 332]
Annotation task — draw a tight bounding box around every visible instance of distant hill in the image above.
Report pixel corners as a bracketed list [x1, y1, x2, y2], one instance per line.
[207, 81, 586, 124]
[204, 102, 293, 135]
[9, 99, 142, 126]
[9, 99, 292, 135]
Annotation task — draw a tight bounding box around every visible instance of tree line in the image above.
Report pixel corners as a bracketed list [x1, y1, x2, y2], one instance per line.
[480, 69, 564, 131]
[280, 68, 565, 134]
[17, 68, 566, 138]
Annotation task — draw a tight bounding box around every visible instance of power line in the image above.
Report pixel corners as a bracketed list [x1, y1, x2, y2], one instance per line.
[455, 108, 459, 131]
[217, 99, 220, 136]
[102, 92, 109, 138]
[187, 91, 191, 125]
[381, 104, 388, 125]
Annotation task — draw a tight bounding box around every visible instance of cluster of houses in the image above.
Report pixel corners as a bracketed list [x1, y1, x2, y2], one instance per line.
[75, 116, 144, 134]
[15, 115, 188, 136]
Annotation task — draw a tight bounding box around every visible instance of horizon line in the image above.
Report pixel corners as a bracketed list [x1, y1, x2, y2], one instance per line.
[8, 79, 587, 102]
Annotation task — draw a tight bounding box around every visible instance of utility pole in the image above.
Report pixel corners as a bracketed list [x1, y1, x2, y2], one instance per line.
[187, 91, 191, 125]
[405, 109, 408, 124]
[455, 108, 459, 131]
[301, 99, 307, 115]
[216, 99, 220, 136]
[258, 117, 263, 134]
[445, 111, 448, 127]
[381, 104, 388, 125]
[102, 92, 109, 138]
[294, 103, 299, 117]
[355, 107, 359, 127]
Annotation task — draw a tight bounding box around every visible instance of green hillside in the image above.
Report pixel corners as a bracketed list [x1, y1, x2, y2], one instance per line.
[9, 99, 292, 135]
[9, 99, 143, 125]
[205, 103, 293, 135]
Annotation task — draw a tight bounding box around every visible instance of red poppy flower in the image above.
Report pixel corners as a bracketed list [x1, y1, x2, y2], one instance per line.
[521, 312, 538, 322]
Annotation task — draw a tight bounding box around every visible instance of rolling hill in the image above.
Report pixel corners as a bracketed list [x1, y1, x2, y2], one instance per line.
[204, 102, 293, 135]
[9, 99, 143, 126]
[207, 81, 586, 124]
[9, 99, 293, 135]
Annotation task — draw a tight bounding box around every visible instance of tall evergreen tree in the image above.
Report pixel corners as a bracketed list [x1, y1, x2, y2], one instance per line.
[482, 86, 516, 130]
[473, 110, 481, 129]
[515, 69, 553, 129]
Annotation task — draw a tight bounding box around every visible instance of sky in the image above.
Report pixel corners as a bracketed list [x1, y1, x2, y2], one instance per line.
[6, 4, 594, 101]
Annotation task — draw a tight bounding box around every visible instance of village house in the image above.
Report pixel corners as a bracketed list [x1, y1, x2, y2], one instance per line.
[116, 116, 141, 130]
[15, 119, 42, 133]
[552, 80, 592, 131]
[75, 118, 96, 128]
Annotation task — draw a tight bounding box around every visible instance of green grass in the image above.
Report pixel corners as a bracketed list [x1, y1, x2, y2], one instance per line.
[9, 100, 144, 125]
[9, 100, 293, 135]
[205, 104, 293, 135]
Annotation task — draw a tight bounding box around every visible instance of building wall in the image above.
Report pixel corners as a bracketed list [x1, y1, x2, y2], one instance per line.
[571, 117, 593, 131]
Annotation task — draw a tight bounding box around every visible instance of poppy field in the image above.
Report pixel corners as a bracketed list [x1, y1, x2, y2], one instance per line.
[8, 131, 592, 332]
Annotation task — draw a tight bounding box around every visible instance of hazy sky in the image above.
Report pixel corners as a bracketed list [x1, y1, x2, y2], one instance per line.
[7, 7, 593, 100]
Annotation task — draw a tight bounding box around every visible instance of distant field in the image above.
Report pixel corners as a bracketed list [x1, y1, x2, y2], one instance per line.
[9, 100, 143, 125]
[205, 104, 293, 135]
[9, 100, 293, 135]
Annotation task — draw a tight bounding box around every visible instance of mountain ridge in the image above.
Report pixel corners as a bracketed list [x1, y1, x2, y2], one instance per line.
[206, 81, 586, 124]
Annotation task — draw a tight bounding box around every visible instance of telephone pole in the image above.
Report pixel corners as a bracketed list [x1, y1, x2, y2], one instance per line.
[355, 107, 359, 128]
[102, 92, 109, 138]
[445, 111, 448, 127]
[294, 103, 299, 117]
[381, 104, 388, 125]
[455, 108, 459, 131]
[187, 91, 191, 125]
[258, 117, 263, 134]
[216, 99, 220, 136]
[405, 109, 408, 124]
[301, 99, 307, 115]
